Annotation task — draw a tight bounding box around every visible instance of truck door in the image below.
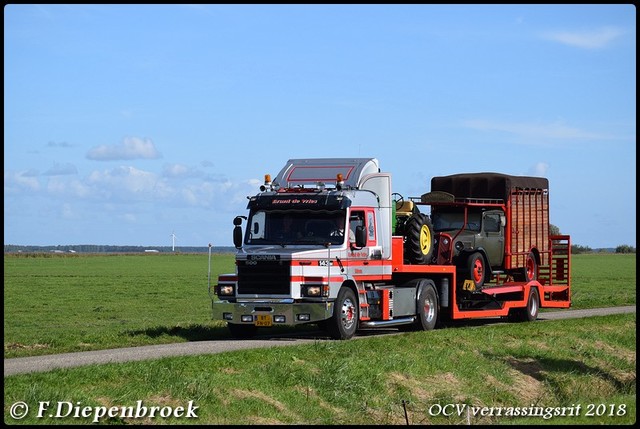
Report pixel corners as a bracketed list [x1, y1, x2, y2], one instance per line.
[477, 211, 505, 268]
[348, 208, 382, 267]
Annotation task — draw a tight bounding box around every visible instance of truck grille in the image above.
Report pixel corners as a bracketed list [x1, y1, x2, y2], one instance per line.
[237, 260, 291, 295]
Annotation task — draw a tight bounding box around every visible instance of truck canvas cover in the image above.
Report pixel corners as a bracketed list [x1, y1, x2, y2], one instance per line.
[431, 173, 548, 201]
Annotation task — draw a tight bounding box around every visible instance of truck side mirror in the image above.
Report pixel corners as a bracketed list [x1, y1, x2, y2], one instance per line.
[500, 215, 506, 228]
[233, 216, 245, 249]
[355, 225, 367, 248]
[233, 227, 243, 249]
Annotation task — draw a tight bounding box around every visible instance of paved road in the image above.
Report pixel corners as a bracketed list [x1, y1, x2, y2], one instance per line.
[4, 305, 635, 377]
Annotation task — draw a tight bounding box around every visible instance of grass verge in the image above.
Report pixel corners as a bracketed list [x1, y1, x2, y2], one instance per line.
[4, 313, 635, 425]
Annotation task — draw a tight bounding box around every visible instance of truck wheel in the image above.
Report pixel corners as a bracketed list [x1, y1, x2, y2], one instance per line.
[415, 280, 439, 331]
[227, 323, 257, 339]
[523, 252, 538, 282]
[405, 213, 435, 264]
[523, 287, 539, 321]
[467, 252, 486, 289]
[508, 287, 539, 322]
[327, 287, 358, 340]
[513, 252, 538, 282]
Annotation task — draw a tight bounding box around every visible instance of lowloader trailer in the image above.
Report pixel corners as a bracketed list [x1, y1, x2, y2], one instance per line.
[210, 158, 571, 339]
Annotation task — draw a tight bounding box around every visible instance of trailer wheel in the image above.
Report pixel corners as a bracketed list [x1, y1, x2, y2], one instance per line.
[508, 287, 540, 322]
[405, 213, 435, 265]
[227, 323, 258, 339]
[416, 280, 439, 331]
[467, 252, 486, 289]
[326, 287, 358, 340]
[523, 287, 539, 321]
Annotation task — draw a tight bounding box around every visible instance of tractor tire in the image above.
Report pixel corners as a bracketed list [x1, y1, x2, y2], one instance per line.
[404, 213, 435, 265]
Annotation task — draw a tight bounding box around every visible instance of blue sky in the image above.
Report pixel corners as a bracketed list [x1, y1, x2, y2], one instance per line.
[4, 4, 636, 248]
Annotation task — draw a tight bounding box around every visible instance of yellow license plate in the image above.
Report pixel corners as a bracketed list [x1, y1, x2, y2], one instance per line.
[255, 315, 272, 327]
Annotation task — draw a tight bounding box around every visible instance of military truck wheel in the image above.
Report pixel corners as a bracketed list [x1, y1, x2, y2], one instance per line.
[513, 252, 538, 282]
[227, 323, 257, 339]
[404, 213, 435, 264]
[467, 252, 486, 289]
[523, 252, 538, 282]
[415, 280, 439, 331]
[326, 287, 358, 340]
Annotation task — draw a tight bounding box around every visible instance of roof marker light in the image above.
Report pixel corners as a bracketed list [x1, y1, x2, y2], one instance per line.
[260, 174, 272, 192]
[336, 173, 344, 191]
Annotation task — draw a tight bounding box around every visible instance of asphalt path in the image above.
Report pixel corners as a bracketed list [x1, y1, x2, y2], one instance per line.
[4, 305, 635, 377]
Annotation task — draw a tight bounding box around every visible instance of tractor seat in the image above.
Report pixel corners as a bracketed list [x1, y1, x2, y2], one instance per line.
[396, 200, 415, 216]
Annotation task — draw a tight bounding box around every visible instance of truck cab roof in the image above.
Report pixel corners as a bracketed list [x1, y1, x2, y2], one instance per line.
[273, 158, 380, 190]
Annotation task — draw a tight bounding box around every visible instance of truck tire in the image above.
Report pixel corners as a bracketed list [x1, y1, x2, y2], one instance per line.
[404, 213, 435, 265]
[327, 287, 359, 340]
[513, 252, 538, 282]
[508, 287, 539, 322]
[467, 252, 486, 289]
[415, 280, 439, 331]
[227, 323, 258, 339]
[523, 252, 538, 282]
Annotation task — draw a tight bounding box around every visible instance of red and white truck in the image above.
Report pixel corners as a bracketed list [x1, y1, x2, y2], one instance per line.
[210, 158, 571, 339]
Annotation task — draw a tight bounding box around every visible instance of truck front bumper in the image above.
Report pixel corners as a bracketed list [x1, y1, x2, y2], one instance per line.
[212, 300, 334, 326]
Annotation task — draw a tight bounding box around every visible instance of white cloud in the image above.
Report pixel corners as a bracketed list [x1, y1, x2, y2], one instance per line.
[47, 141, 74, 148]
[162, 163, 203, 179]
[21, 169, 40, 177]
[4, 171, 41, 192]
[43, 162, 78, 176]
[88, 166, 159, 195]
[540, 26, 625, 49]
[529, 162, 549, 176]
[47, 178, 92, 198]
[86, 137, 162, 161]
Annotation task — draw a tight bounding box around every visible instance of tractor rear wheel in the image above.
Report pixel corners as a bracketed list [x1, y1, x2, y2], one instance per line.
[404, 213, 434, 264]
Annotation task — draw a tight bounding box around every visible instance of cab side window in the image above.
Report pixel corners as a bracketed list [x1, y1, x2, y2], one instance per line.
[349, 212, 364, 242]
[484, 214, 501, 233]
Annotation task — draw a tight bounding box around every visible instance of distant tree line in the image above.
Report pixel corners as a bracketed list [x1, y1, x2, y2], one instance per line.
[550, 224, 635, 254]
[4, 226, 636, 255]
[3, 245, 236, 254]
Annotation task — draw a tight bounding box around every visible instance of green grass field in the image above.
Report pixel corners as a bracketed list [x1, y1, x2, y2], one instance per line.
[3, 253, 636, 424]
[3, 253, 636, 358]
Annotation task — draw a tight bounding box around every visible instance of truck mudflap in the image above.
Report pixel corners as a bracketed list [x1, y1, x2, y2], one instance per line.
[212, 300, 334, 327]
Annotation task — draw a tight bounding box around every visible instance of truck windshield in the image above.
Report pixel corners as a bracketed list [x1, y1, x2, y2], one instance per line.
[245, 210, 347, 246]
[432, 210, 482, 232]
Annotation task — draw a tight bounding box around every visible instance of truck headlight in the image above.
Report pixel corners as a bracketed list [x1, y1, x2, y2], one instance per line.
[217, 284, 235, 296]
[301, 284, 329, 297]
